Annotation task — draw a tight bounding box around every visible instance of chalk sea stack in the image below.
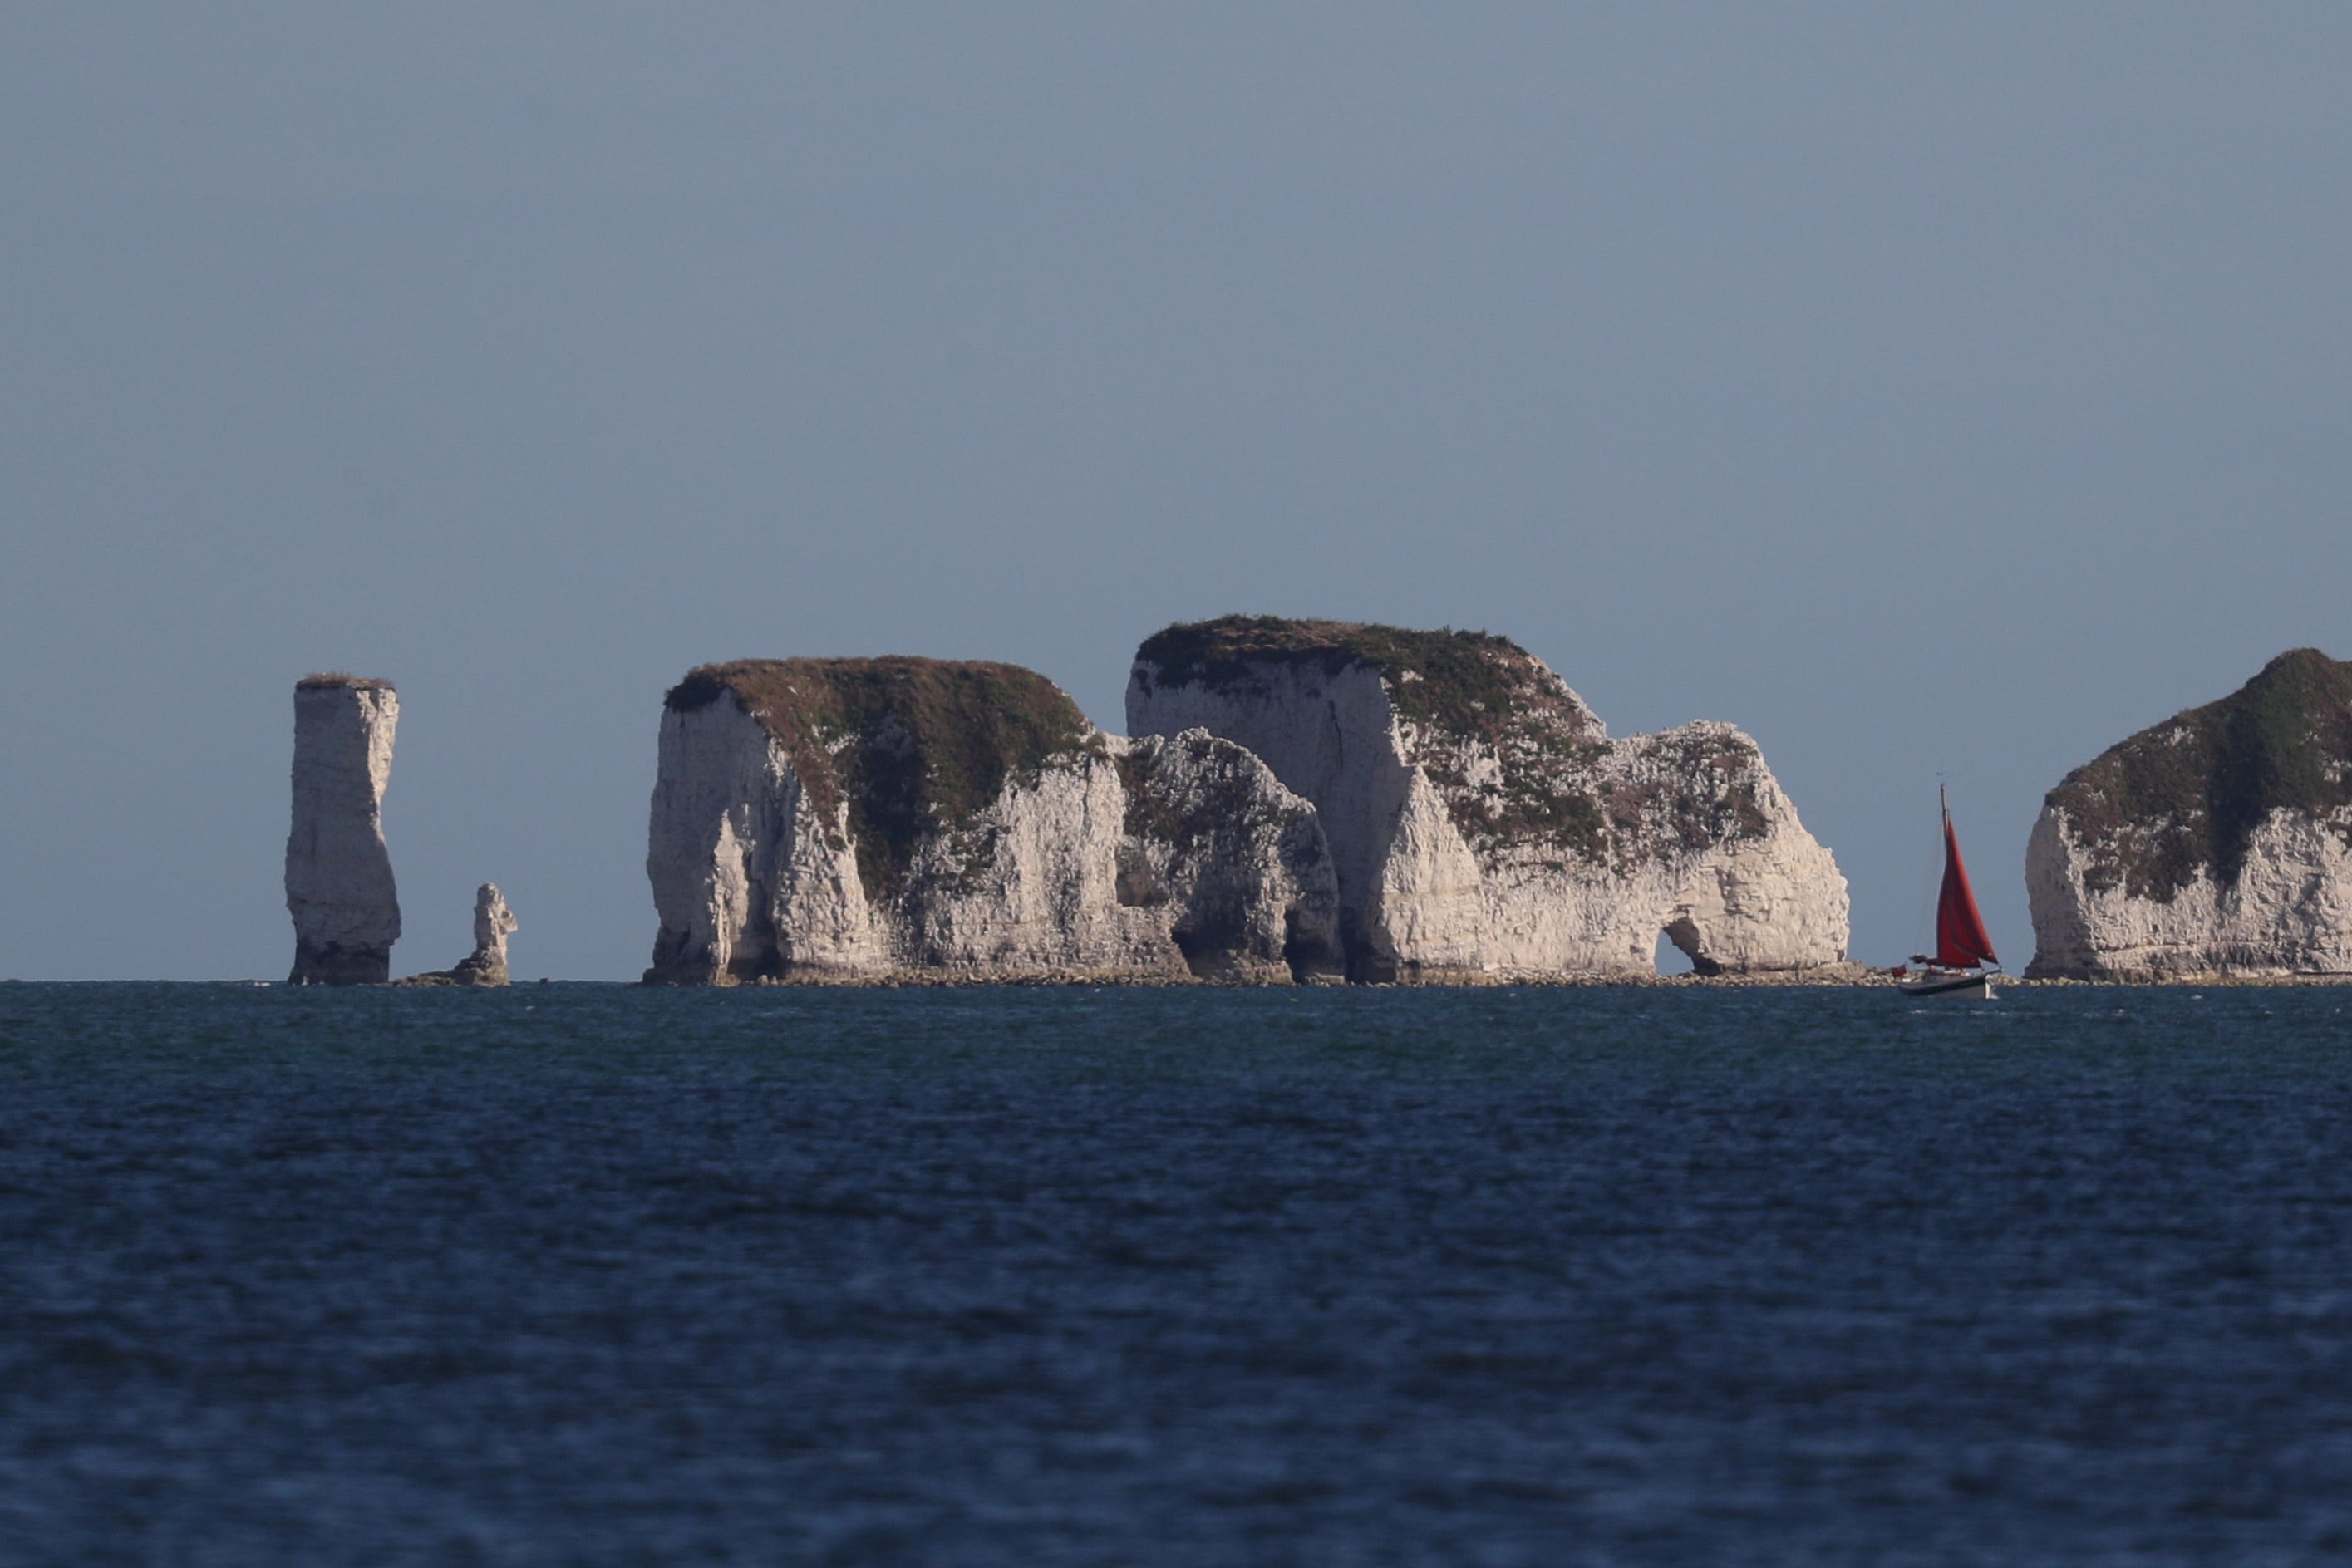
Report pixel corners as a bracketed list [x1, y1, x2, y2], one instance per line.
[285, 675, 401, 984]
[643, 657, 1340, 983]
[1127, 617, 1850, 981]
[467, 883, 519, 982]
[400, 883, 519, 986]
[2026, 649, 2352, 979]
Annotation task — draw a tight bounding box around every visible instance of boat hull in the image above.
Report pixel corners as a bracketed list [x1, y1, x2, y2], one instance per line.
[1899, 971, 1991, 998]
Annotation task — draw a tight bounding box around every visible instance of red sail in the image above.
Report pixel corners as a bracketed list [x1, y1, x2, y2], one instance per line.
[1935, 814, 1998, 969]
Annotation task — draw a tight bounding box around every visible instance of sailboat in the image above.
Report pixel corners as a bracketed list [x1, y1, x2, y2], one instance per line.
[1901, 786, 2000, 997]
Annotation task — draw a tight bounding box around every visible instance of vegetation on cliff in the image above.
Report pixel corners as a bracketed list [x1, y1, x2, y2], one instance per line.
[2046, 648, 2352, 900]
[1134, 615, 1766, 865]
[1134, 617, 1582, 743]
[667, 657, 1095, 897]
[297, 672, 395, 691]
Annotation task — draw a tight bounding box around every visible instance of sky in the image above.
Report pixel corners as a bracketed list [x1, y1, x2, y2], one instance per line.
[3, 3, 2348, 980]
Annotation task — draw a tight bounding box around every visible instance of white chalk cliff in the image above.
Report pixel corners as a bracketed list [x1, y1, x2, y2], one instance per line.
[285, 676, 401, 984]
[1127, 617, 1849, 981]
[644, 658, 1339, 983]
[2027, 649, 2352, 978]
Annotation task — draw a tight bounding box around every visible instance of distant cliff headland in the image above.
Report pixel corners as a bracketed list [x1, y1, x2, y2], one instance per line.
[2028, 649, 2352, 980]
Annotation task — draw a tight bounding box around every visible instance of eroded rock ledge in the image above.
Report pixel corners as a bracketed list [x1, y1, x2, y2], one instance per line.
[2026, 649, 2352, 979]
[1127, 617, 1850, 981]
[643, 657, 1339, 984]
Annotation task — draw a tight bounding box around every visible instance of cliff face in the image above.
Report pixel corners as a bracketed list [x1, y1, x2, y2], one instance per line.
[644, 658, 1338, 983]
[2026, 649, 2352, 978]
[1127, 617, 1848, 981]
[286, 676, 401, 984]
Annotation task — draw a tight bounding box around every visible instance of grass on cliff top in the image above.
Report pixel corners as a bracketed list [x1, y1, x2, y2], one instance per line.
[1134, 615, 1585, 743]
[1133, 615, 1674, 859]
[667, 657, 1095, 899]
[297, 672, 395, 691]
[2049, 647, 2352, 899]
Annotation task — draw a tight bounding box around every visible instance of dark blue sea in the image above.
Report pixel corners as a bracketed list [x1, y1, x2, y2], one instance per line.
[4, 983, 2351, 1566]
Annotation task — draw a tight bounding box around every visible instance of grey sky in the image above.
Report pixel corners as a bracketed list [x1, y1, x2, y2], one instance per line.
[4, 4, 2347, 979]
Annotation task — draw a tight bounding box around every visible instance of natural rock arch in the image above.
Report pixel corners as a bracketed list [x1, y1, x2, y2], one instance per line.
[1659, 917, 1720, 977]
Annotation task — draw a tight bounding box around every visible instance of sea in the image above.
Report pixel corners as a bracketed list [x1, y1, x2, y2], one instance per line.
[2, 982, 2350, 1566]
